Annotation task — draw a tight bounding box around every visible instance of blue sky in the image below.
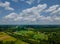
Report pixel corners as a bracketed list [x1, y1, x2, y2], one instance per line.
[0, 0, 60, 25]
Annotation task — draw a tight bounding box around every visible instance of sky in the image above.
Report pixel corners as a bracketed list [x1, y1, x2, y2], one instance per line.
[0, 0, 60, 25]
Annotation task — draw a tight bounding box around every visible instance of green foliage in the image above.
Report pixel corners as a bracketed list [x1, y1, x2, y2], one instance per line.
[16, 30, 35, 38]
[0, 26, 60, 44]
[33, 33, 48, 40]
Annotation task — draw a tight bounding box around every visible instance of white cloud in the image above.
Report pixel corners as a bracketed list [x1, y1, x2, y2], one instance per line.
[4, 12, 18, 19]
[52, 16, 60, 21]
[2, 4, 60, 24]
[14, 17, 23, 21]
[26, 0, 40, 5]
[26, 0, 35, 5]
[0, 1, 14, 11]
[45, 5, 60, 15]
[4, 4, 47, 22]
[45, 5, 59, 12]
[13, 0, 40, 5]
[14, 4, 47, 21]
[51, 7, 60, 15]
[55, 17, 60, 21]
[40, 16, 53, 21]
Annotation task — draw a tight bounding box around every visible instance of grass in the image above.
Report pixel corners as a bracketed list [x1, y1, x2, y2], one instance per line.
[15, 40, 29, 44]
[0, 32, 29, 44]
[0, 32, 16, 41]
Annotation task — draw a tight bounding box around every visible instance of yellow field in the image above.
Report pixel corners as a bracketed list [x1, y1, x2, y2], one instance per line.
[0, 32, 28, 44]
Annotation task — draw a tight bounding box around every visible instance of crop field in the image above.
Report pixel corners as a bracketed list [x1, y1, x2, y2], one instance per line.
[0, 32, 29, 44]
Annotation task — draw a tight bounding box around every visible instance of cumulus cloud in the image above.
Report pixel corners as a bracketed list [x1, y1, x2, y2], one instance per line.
[26, 0, 35, 5]
[25, 0, 40, 5]
[2, 4, 60, 24]
[45, 5, 59, 12]
[4, 4, 51, 23]
[51, 7, 60, 15]
[14, 4, 47, 21]
[54, 17, 60, 21]
[0, 1, 14, 11]
[5, 12, 18, 19]
[45, 5, 60, 15]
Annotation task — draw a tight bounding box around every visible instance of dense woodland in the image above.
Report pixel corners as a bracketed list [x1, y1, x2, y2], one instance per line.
[0, 25, 60, 44]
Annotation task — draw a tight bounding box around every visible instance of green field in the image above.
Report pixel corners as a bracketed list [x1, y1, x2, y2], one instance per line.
[0, 32, 29, 44]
